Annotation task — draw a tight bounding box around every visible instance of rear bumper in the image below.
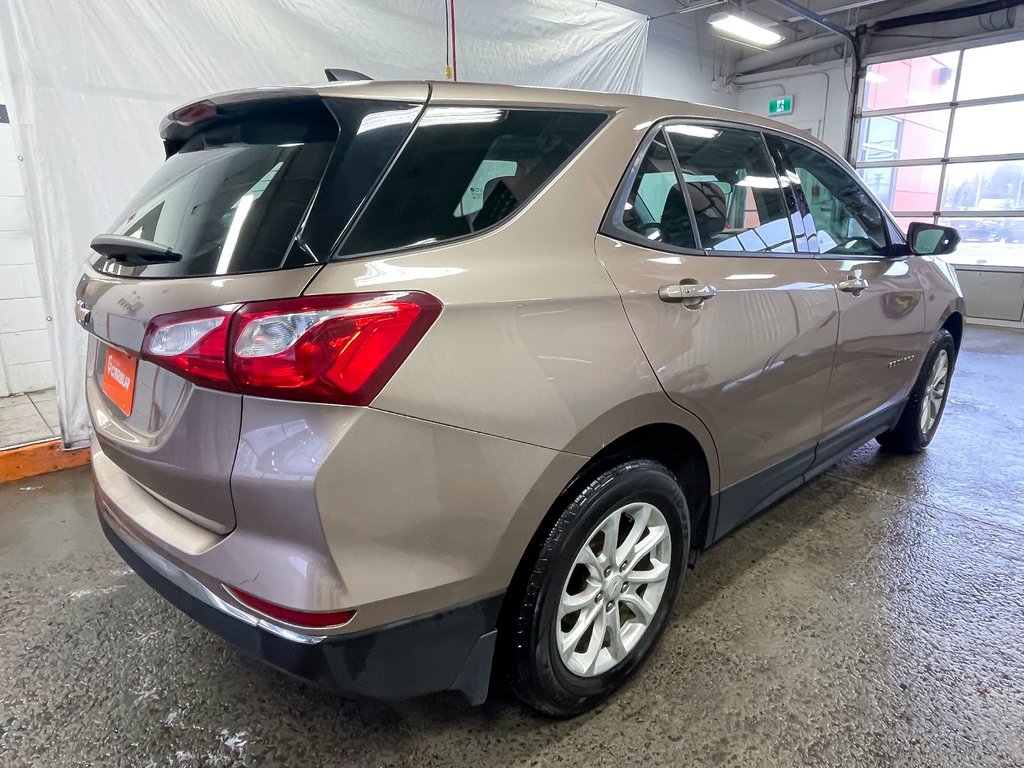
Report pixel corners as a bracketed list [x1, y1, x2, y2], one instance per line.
[99, 503, 502, 704]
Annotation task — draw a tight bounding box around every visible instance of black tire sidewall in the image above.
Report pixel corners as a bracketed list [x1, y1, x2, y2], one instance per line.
[879, 328, 956, 453]
[515, 460, 689, 715]
[914, 331, 956, 447]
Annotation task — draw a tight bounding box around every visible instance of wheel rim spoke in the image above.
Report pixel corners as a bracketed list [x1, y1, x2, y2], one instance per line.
[598, 510, 621, 565]
[575, 543, 603, 579]
[629, 525, 669, 565]
[558, 603, 601, 658]
[920, 351, 949, 434]
[559, 579, 601, 618]
[616, 503, 652, 564]
[620, 591, 655, 625]
[626, 558, 670, 584]
[607, 607, 627, 662]
[574, 608, 607, 675]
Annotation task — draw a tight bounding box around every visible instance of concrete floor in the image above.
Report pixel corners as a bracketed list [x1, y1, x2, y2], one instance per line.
[1, 327, 1022, 768]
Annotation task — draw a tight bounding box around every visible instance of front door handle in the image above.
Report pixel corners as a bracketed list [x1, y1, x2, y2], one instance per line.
[659, 281, 718, 305]
[839, 270, 868, 295]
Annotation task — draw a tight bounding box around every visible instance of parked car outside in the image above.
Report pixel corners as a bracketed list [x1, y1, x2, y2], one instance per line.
[78, 79, 965, 716]
[947, 217, 1000, 242]
[1001, 219, 1024, 243]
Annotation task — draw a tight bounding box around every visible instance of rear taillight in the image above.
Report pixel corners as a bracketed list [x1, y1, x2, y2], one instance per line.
[226, 586, 356, 629]
[141, 291, 441, 404]
[143, 306, 236, 390]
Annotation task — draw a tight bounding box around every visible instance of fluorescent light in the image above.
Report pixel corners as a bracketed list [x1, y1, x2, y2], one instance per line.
[419, 107, 503, 127]
[356, 106, 421, 134]
[665, 124, 720, 139]
[217, 194, 255, 275]
[736, 175, 782, 189]
[865, 71, 889, 84]
[708, 12, 784, 48]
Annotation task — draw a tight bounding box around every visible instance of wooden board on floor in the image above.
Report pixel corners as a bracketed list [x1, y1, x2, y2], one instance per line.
[0, 439, 90, 484]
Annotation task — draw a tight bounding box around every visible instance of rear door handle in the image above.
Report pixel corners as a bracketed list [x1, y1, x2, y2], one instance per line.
[659, 281, 718, 304]
[839, 271, 868, 295]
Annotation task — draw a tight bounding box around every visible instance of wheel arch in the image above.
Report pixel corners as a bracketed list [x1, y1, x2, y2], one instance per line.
[942, 310, 964, 354]
[558, 423, 714, 551]
[494, 418, 716, 678]
[502, 418, 715, 607]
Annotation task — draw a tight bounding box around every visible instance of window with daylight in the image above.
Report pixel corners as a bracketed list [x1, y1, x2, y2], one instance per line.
[854, 39, 1024, 267]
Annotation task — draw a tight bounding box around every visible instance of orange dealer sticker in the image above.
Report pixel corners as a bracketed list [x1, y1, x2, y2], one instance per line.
[102, 346, 137, 416]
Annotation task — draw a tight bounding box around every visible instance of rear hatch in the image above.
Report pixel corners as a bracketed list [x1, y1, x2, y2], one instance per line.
[78, 86, 426, 533]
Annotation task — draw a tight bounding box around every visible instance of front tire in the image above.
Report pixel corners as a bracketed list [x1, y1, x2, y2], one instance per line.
[877, 328, 956, 454]
[506, 459, 689, 717]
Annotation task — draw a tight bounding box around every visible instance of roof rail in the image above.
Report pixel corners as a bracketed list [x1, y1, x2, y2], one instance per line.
[325, 68, 373, 83]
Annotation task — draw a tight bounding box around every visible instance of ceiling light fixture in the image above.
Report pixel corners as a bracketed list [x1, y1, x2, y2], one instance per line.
[708, 11, 784, 49]
[666, 124, 721, 139]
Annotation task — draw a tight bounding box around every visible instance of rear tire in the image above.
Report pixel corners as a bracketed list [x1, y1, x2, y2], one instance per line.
[505, 459, 689, 717]
[877, 329, 955, 454]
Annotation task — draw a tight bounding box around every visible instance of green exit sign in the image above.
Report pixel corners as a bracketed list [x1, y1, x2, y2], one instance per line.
[769, 96, 793, 115]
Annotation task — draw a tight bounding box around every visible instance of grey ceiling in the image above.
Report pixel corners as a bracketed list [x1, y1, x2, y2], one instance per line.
[607, 0, 1011, 73]
[610, 0, 949, 39]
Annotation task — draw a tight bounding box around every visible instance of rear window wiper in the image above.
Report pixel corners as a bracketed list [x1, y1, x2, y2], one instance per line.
[90, 234, 183, 265]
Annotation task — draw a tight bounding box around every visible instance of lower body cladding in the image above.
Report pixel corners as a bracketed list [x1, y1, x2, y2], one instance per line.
[91, 400, 587, 704]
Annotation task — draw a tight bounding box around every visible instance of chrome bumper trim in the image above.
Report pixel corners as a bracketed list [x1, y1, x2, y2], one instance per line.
[104, 508, 326, 646]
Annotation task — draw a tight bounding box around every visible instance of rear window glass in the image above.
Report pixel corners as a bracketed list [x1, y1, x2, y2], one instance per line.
[96, 101, 419, 278]
[339, 107, 607, 256]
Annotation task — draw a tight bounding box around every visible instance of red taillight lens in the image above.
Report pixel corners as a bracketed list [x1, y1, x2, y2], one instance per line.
[141, 292, 441, 404]
[142, 306, 236, 390]
[226, 586, 356, 629]
[231, 291, 441, 404]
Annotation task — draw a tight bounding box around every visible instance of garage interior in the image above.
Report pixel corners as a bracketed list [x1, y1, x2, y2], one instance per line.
[0, 1, 1022, 766]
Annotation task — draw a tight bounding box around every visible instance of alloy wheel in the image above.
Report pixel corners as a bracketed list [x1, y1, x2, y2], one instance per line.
[920, 349, 949, 435]
[555, 502, 672, 677]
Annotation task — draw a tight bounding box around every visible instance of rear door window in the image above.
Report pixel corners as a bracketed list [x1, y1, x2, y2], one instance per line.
[338, 107, 607, 256]
[608, 131, 698, 249]
[664, 124, 797, 254]
[96, 100, 420, 278]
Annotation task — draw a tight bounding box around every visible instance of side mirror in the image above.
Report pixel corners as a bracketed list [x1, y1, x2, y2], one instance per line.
[906, 222, 960, 256]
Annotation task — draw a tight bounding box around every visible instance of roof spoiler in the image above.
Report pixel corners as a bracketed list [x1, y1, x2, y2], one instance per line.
[325, 68, 373, 83]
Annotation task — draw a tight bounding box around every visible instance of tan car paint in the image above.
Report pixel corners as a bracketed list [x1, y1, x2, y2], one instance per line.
[594, 236, 839, 488]
[87, 80, 964, 639]
[816, 256, 927, 436]
[80, 264, 324, 532]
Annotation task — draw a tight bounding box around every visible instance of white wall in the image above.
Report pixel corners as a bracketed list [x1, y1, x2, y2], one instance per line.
[643, 24, 735, 108]
[0, 0, 650, 447]
[0, 69, 53, 397]
[735, 61, 853, 154]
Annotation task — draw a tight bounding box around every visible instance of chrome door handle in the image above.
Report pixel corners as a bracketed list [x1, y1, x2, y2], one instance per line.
[839, 273, 868, 295]
[659, 281, 718, 304]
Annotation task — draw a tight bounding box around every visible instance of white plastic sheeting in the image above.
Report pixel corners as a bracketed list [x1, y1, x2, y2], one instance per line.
[0, 0, 647, 447]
